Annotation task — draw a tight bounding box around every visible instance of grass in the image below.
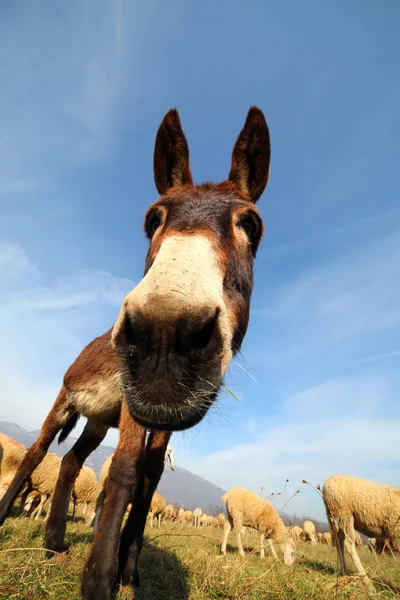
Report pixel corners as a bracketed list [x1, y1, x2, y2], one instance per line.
[0, 517, 399, 599]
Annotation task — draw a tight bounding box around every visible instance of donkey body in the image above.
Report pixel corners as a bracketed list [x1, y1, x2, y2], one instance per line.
[0, 106, 271, 599]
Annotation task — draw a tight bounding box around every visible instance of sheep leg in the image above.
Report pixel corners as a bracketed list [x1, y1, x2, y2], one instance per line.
[233, 521, 245, 557]
[44, 421, 107, 555]
[336, 528, 347, 574]
[81, 404, 147, 600]
[33, 494, 48, 520]
[116, 429, 171, 590]
[221, 519, 231, 555]
[344, 537, 374, 592]
[0, 387, 73, 527]
[267, 538, 278, 560]
[260, 533, 265, 559]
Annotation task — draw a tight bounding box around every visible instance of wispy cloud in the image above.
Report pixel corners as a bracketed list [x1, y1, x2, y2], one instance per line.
[250, 226, 400, 373]
[0, 0, 143, 194]
[175, 374, 400, 520]
[0, 241, 133, 430]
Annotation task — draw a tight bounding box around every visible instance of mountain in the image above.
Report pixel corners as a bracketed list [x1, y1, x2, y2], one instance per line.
[0, 421, 226, 512]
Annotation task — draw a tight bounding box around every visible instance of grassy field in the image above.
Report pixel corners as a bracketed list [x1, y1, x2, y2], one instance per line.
[0, 517, 399, 599]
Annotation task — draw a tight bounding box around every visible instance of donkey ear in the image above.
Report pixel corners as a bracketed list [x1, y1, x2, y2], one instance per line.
[229, 106, 271, 202]
[153, 108, 193, 195]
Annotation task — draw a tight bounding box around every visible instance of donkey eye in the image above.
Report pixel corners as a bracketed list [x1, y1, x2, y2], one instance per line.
[238, 216, 259, 242]
[146, 213, 163, 238]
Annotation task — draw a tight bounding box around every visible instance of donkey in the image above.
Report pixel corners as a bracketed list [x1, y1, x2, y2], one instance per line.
[0, 106, 271, 599]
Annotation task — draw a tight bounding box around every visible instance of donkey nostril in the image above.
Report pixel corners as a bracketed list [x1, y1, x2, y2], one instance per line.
[124, 314, 138, 346]
[187, 309, 219, 352]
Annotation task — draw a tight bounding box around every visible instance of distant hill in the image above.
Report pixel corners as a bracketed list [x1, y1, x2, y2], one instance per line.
[0, 421, 226, 513]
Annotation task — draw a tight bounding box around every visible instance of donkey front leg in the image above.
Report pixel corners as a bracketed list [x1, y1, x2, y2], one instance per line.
[81, 404, 147, 600]
[117, 430, 171, 590]
[45, 421, 107, 555]
[0, 387, 73, 526]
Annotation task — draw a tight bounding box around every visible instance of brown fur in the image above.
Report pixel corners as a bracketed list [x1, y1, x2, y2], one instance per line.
[0, 106, 271, 600]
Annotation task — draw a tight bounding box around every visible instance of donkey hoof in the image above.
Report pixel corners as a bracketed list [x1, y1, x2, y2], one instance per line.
[44, 536, 69, 559]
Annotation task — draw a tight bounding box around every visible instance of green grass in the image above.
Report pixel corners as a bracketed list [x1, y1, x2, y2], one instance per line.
[0, 517, 399, 599]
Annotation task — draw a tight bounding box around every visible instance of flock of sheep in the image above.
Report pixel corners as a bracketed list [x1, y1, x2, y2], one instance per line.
[1, 430, 399, 592]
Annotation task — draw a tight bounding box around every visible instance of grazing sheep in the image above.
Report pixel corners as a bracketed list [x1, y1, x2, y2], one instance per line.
[27, 453, 62, 520]
[220, 488, 296, 564]
[218, 513, 225, 529]
[212, 517, 219, 529]
[24, 491, 41, 516]
[163, 504, 175, 521]
[322, 532, 332, 545]
[147, 491, 166, 528]
[288, 525, 303, 542]
[206, 515, 213, 527]
[0, 433, 27, 501]
[72, 466, 97, 525]
[200, 514, 208, 527]
[178, 508, 185, 524]
[317, 532, 323, 543]
[302, 520, 317, 544]
[184, 510, 193, 525]
[323, 473, 400, 591]
[193, 507, 202, 526]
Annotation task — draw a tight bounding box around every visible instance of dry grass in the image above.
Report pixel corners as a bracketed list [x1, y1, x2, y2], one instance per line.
[0, 517, 399, 599]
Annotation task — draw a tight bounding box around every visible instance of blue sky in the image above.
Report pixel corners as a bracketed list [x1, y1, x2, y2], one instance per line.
[1, 1, 399, 520]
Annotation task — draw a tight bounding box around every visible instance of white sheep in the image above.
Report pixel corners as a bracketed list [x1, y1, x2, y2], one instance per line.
[218, 513, 225, 529]
[193, 507, 202, 526]
[220, 488, 296, 564]
[302, 520, 317, 544]
[184, 510, 193, 525]
[323, 473, 400, 591]
[147, 491, 166, 528]
[322, 532, 332, 545]
[288, 525, 303, 542]
[178, 507, 185, 524]
[72, 465, 97, 525]
[28, 453, 62, 520]
[0, 433, 27, 501]
[163, 504, 175, 521]
[199, 513, 208, 527]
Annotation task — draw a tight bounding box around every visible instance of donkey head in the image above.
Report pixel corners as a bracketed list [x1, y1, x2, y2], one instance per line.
[112, 106, 270, 430]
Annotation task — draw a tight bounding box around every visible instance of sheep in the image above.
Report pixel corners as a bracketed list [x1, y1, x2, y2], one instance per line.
[212, 517, 219, 529]
[178, 508, 185, 524]
[147, 491, 166, 528]
[200, 514, 208, 527]
[288, 525, 303, 542]
[317, 532, 323, 543]
[28, 453, 62, 520]
[72, 466, 97, 525]
[171, 506, 179, 521]
[322, 532, 332, 545]
[0, 433, 27, 502]
[184, 510, 193, 525]
[193, 507, 202, 527]
[323, 473, 400, 591]
[302, 520, 317, 544]
[218, 513, 225, 529]
[24, 491, 41, 516]
[220, 488, 296, 564]
[163, 504, 175, 521]
[206, 515, 213, 527]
